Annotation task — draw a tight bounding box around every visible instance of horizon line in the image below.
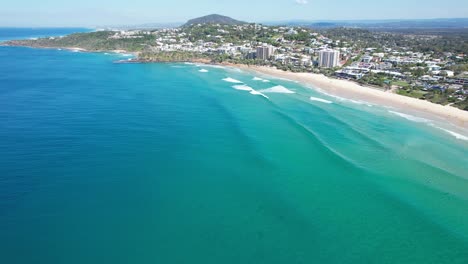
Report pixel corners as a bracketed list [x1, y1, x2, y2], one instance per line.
[1, 16, 468, 28]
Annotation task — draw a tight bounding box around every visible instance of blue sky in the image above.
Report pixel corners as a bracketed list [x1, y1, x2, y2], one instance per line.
[1, 0, 467, 27]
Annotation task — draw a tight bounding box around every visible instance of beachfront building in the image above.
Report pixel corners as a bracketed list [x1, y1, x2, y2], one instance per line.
[319, 49, 340, 68]
[256, 45, 275, 60]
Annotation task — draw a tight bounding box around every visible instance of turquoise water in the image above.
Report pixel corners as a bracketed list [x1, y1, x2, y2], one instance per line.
[1, 44, 468, 263]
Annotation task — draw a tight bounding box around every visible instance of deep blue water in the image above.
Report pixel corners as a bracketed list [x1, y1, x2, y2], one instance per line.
[0, 29, 468, 264]
[0, 27, 92, 41]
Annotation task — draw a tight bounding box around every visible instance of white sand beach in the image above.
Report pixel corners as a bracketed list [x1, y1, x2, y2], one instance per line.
[233, 64, 468, 129]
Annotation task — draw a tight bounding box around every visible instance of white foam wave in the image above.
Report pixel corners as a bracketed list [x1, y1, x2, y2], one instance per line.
[232, 85, 253, 91]
[389, 111, 430, 123]
[316, 89, 373, 106]
[205, 64, 226, 69]
[232, 85, 269, 99]
[121, 54, 133, 57]
[199, 64, 226, 69]
[199, 69, 209, 73]
[250, 90, 269, 99]
[431, 125, 468, 141]
[274, 77, 295, 82]
[310, 97, 333, 104]
[259, 85, 295, 94]
[252, 77, 271, 83]
[223, 77, 243, 84]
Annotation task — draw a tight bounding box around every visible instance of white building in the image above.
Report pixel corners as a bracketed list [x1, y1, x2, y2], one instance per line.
[256, 45, 275, 60]
[319, 49, 340, 68]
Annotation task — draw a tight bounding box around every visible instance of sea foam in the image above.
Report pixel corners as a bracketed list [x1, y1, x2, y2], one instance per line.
[310, 97, 333, 104]
[223, 78, 243, 84]
[250, 90, 269, 99]
[232, 85, 253, 91]
[259, 85, 295, 94]
[316, 89, 373, 106]
[431, 125, 468, 141]
[388, 111, 467, 141]
[253, 77, 271, 83]
[208, 65, 226, 69]
[389, 111, 430, 123]
[199, 69, 209, 73]
[232, 85, 269, 99]
[200, 64, 226, 69]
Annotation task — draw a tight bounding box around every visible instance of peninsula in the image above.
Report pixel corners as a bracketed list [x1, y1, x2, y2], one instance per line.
[3, 14, 467, 113]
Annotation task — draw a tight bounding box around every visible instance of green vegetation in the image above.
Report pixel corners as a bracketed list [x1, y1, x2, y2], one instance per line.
[183, 14, 246, 27]
[321, 27, 468, 55]
[447, 64, 468, 75]
[358, 73, 391, 87]
[396, 86, 468, 110]
[284, 30, 314, 42]
[392, 80, 410, 88]
[397, 88, 427, 99]
[138, 51, 210, 62]
[454, 97, 468, 110]
[2, 22, 467, 111]
[4, 31, 155, 52]
[184, 24, 255, 44]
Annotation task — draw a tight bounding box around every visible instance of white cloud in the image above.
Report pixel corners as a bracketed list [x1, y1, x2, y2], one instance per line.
[295, 0, 309, 4]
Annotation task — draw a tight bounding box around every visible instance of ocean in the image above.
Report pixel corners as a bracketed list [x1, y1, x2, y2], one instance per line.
[0, 27, 92, 42]
[1, 29, 467, 263]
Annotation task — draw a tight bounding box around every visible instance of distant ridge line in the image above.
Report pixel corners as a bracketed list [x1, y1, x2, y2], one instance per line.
[182, 14, 247, 27]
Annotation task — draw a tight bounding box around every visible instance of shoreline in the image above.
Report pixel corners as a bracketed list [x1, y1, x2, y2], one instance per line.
[0, 44, 139, 56]
[3, 44, 467, 130]
[227, 64, 468, 130]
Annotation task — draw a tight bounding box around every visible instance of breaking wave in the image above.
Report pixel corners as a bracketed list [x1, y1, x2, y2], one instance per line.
[223, 78, 243, 84]
[250, 90, 269, 99]
[232, 85, 253, 91]
[199, 64, 226, 69]
[389, 111, 430, 123]
[259, 85, 295, 94]
[310, 97, 333, 104]
[253, 77, 271, 83]
[316, 89, 373, 107]
[231, 85, 269, 99]
[431, 125, 468, 141]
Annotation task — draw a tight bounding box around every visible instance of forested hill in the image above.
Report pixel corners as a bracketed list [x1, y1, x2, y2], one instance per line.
[182, 14, 247, 27]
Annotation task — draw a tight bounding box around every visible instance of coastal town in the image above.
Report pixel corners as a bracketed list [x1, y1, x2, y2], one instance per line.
[3, 15, 468, 110]
[118, 22, 468, 110]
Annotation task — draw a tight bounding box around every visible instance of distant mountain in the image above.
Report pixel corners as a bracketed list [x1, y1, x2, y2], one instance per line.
[182, 14, 247, 27]
[265, 18, 468, 29]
